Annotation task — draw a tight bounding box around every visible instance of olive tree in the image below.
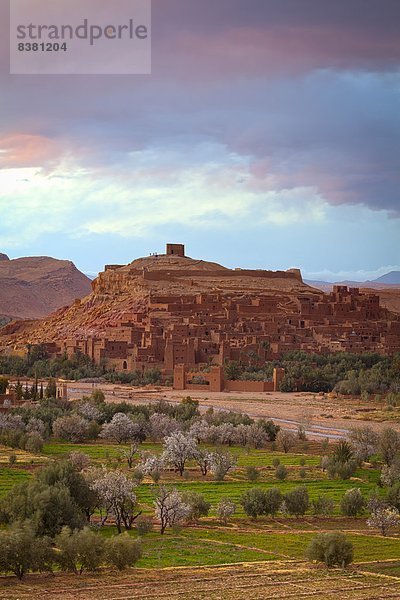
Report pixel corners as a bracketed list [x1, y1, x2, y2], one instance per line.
[306, 532, 353, 568]
[105, 533, 141, 571]
[0, 523, 54, 579]
[340, 488, 365, 517]
[284, 486, 309, 517]
[379, 427, 400, 466]
[55, 527, 104, 574]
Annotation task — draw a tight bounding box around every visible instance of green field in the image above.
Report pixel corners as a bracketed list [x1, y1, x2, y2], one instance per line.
[0, 436, 399, 598]
[93, 525, 400, 569]
[0, 468, 31, 496]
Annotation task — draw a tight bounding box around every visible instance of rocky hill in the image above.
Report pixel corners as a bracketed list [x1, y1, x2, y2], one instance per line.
[0, 254, 92, 321]
[0, 248, 315, 348]
[1, 245, 398, 364]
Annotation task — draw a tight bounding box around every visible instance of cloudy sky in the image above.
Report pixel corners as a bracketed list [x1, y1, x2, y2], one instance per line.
[0, 0, 399, 281]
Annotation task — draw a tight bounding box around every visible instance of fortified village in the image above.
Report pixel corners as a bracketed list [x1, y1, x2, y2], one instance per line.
[1, 244, 399, 394]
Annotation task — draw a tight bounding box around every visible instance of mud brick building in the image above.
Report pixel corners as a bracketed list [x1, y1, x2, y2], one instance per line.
[7, 244, 400, 375]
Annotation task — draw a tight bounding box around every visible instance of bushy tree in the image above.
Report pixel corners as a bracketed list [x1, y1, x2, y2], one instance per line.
[68, 451, 91, 472]
[1, 479, 85, 537]
[76, 401, 102, 422]
[245, 466, 260, 482]
[181, 491, 211, 521]
[312, 496, 335, 516]
[264, 488, 283, 516]
[379, 428, 400, 466]
[26, 417, 46, 437]
[55, 527, 104, 574]
[275, 464, 288, 481]
[387, 482, 400, 511]
[306, 532, 353, 568]
[53, 414, 89, 443]
[258, 419, 280, 441]
[37, 461, 97, 523]
[149, 413, 180, 441]
[189, 419, 210, 443]
[241, 488, 267, 520]
[340, 488, 365, 517]
[284, 486, 309, 517]
[0, 376, 8, 394]
[0, 523, 54, 579]
[104, 533, 141, 571]
[25, 432, 44, 453]
[135, 516, 153, 535]
[326, 458, 357, 480]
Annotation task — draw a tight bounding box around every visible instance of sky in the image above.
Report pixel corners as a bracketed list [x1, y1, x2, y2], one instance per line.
[0, 0, 399, 281]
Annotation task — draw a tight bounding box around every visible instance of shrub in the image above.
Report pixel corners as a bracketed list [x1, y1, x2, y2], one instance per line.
[55, 527, 104, 574]
[387, 482, 400, 511]
[0, 523, 54, 579]
[312, 495, 335, 516]
[272, 457, 280, 468]
[241, 488, 267, 519]
[306, 532, 353, 567]
[135, 516, 153, 536]
[275, 464, 288, 481]
[284, 486, 309, 517]
[53, 415, 89, 443]
[181, 491, 211, 521]
[264, 487, 283, 516]
[104, 534, 141, 571]
[25, 433, 44, 454]
[326, 458, 357, 480]
[340, 488, 365, 517]
[245, 466, 260, 482]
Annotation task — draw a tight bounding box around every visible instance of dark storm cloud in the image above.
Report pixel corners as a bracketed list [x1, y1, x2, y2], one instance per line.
[0, 0, 399, 215]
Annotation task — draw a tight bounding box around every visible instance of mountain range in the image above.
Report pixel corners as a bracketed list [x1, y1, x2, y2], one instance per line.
[0, 253, 92, 321]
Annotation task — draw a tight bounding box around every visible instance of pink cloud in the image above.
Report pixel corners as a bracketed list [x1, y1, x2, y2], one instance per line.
[0, 134, 64, 169]
[154, 24, 400, 79]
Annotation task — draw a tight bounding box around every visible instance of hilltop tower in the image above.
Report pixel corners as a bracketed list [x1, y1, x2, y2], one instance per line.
[166, 243, 185, 257]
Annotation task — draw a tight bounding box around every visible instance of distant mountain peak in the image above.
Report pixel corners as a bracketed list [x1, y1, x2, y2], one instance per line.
[0, 255, 92, 320]
[373, 271, 400, 284]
